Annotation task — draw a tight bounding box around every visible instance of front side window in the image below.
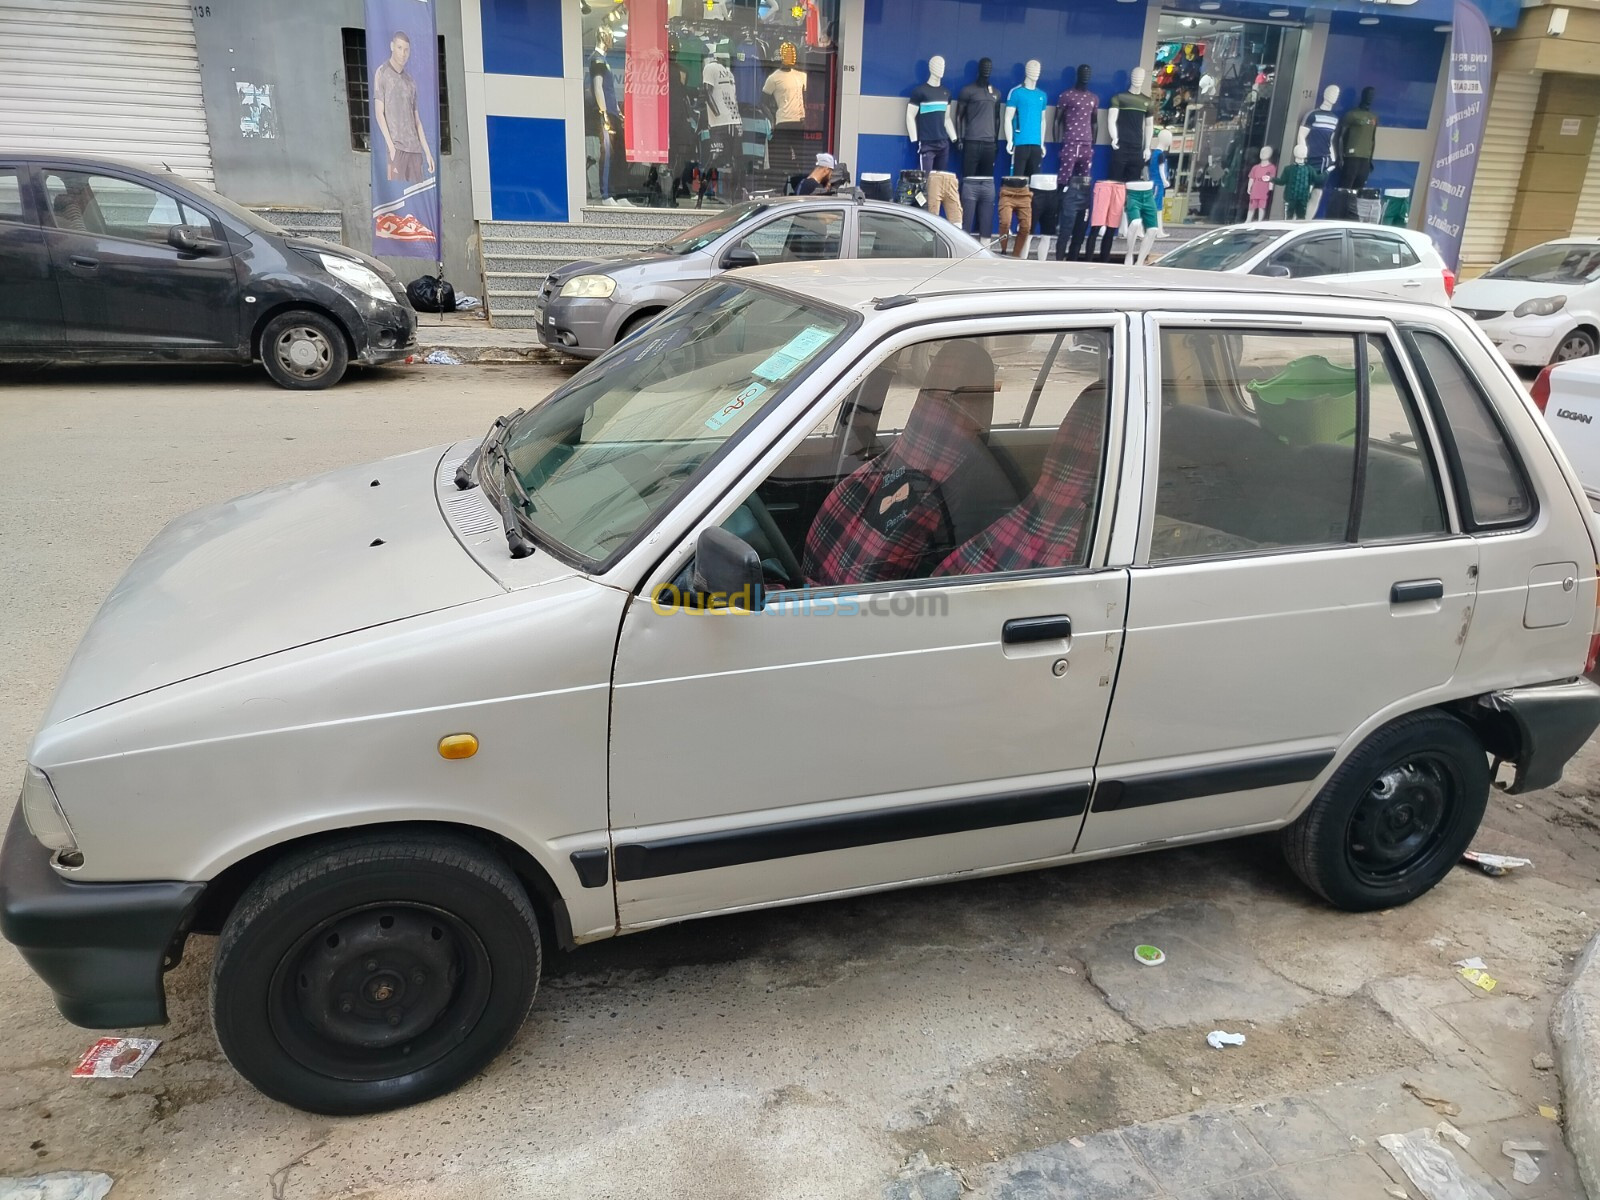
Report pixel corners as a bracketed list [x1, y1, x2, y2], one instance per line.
[40, 171, 202, 242]
[497, 281, 851, 566]
[1157, 227, 1282, 272]
[1352, 232, 1420, 272]
[1152, 328, 1447, 561]
[857, 212, 948, 260]
[733, 210, 843, 264]
[1260, 235, 1344, 279]
[724, 328, 1112, 591]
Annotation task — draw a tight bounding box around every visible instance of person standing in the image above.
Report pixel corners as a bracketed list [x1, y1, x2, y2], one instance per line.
[373, 31, 434, 183]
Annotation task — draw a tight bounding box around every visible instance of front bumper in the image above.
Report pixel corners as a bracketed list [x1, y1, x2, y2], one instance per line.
[534, 295, 616, 359]
[1473, 315, 1569, 368]
[352, 299, 418, 366]
[0, 806, 204, 1028]
[1480, 678, 1600, 794]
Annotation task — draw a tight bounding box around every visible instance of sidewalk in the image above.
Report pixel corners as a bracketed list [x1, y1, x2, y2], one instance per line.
[410, 311, 565, 365]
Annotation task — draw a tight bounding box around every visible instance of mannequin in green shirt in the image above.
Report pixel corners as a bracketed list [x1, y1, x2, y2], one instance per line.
[1337, 87, 1379, 191]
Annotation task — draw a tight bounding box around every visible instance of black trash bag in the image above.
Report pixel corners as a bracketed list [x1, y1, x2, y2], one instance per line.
[406, 274, 457, 313]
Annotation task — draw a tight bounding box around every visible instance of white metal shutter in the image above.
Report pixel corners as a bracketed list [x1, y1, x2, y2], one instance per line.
[1572, 131, 1600, 238]
[0, 0, 213, 182]
[1459, 68, 1542, 269]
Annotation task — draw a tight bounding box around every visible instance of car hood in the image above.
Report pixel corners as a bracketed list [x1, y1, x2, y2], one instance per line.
[40, 446, 502, 725]
[1453, 277, 1587, 311]
[550, 251, 689, 283]
[282, 235, 401, 282]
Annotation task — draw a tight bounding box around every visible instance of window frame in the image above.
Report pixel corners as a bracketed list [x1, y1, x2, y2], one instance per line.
[1257, 231, 1349, 279]
[728, 206, 847, 266]
[341, 28, 453, 156]
[1350, 230, 1420, 273]
[1137, 313, 1464, 567]
[629, 310, 1132, 602]
[0, 162, 37, 228]
[1399, 325, 1540, 533]
[854, 210, 953, 261]
[37, 167, 220, 246]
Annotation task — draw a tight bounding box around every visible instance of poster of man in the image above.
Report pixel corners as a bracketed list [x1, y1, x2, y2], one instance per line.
[365, 0, 441, 258]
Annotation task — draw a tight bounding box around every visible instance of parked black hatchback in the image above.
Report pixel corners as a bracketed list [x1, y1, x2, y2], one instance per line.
[0, 154, 417, 389]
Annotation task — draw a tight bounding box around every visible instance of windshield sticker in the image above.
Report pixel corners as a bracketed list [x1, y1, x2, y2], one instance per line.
[750, 325, 836, 383]
[705, 382, 767, 431]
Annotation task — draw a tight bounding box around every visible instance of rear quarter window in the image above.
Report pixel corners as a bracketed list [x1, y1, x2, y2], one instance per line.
[1405, 329, 1535, 528]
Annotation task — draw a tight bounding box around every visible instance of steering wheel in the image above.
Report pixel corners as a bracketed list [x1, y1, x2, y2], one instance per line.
[744, 491, 804, 585]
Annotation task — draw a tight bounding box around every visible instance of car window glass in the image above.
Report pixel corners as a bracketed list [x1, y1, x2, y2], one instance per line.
[1260, 235, 1343, 278]
[1352, 233, 1419, 272]
[1156, 227, 1282, 271]
[1407, 330, 1534, 527]
[1360, 336, 1448, 540]
[724, 329, 1113, 591]
[1155, 329, 1381, 560]
[0, 170, 26, 224]
[41, 171, 199, 242]
[734, 210, 843, 265]
[857, 212, 948, 260]
[1485, 244, 1600, 284]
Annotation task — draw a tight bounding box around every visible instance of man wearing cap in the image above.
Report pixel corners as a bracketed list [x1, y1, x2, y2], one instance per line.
[797, 153, 834, 195]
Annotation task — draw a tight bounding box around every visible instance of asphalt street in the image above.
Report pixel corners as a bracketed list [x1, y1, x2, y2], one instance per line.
[0, 361, 1596, 1200]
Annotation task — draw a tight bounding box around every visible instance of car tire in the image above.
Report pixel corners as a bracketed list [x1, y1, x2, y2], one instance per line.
[1552, 329, 1598, 364]
[211, 832, 541, 1115]
[260, 310, 351, 390]
[1281, 711, 1489, 912]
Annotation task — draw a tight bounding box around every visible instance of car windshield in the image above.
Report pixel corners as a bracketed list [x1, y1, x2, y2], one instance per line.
[1484, 244, 1600, 284]
[497, 281, 852, 565]
[1157, 228, 1284, 272]
[155, 172, 285, 234]
[655, 203, 769, 254]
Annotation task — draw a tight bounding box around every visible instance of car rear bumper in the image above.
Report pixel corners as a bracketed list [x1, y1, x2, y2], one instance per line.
[1482, 679, 1600, 794]
[0, 806, 204, 1028]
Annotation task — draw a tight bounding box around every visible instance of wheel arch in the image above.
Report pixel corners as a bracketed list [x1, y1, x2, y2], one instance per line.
[251, 301, 357, 361]
[615, 305, 668, 344]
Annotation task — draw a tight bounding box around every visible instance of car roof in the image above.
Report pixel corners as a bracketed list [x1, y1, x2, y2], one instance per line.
[1206, 220, 1422, 237]
[0, 151, 189, 178]
[737, 257, 1446, 312]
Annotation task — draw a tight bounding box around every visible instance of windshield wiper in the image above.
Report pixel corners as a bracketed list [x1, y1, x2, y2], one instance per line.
[482, 441, 537, 559]
[453, 408, 525, 490]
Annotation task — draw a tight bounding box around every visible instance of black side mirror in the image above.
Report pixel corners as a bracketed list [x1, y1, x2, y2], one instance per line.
[691, 527, 765, 611]
[721, 244, 759, 270]
[168, 224, 226, 256]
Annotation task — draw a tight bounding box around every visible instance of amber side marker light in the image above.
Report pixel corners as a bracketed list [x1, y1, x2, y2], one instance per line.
[438, 734, 480, 760]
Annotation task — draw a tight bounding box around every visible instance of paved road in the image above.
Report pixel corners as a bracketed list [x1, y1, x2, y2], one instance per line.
[0, 363, 1595, 1199]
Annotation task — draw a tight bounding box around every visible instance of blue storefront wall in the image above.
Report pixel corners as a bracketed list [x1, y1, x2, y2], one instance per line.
[1317, 11, 1447, 131]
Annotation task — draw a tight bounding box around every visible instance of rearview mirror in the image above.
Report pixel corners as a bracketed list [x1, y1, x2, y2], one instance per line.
[1256, 264, 1293, 279]
[168, 224, 226, 256]
[721, 244, 759, 270]
[691, 527, 765, 611]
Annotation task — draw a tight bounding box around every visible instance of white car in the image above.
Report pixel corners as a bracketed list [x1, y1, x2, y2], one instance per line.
[6, 261, 1600, 1116]
[1155, 221, 1455, 302]
[1532, 354, 1600, 504]
[1453, 238, 1600, 368]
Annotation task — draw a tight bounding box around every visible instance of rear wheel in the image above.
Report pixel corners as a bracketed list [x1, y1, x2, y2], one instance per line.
[260, 310, 350, 389]
[211, 833, 541, 1114]
[1552, 329, 1597, 364]
[1281, 712, 1489, 911]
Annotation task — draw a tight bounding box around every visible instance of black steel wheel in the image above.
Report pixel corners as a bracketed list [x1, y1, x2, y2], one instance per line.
[260, 310, 350, 389]
[1282, 712, 1489, 911]
[212, 833, 540, 1114]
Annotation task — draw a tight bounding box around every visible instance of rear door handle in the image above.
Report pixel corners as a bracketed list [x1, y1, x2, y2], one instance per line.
[1391, 579, 1444, 604]
[1002, 615, 1072, 644]
[69, 255, 98, 269]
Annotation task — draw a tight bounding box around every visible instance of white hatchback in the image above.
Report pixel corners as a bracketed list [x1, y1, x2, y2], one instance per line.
[1453, 239, 1600, 368]
[5, 260, 1599, 1117]
[1157, 221, 1455, 303]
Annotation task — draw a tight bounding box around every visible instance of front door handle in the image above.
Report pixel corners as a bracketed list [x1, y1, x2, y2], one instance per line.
[1002, 615, 1072, 644]
[1391, 579, 1444, 604]
[69, 254, 99, 269]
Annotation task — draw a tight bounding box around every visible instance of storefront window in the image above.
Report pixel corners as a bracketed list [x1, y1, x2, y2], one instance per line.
[581, 0, 840, 208]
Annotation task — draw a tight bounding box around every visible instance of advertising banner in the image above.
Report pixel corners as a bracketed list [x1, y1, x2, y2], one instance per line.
[1423, 0, 1492, 271]
[366, 0, 441, 259]
[624, 0, 670, 164]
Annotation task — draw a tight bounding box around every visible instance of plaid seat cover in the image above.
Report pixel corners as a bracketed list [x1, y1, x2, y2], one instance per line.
[934, 385, 1106, 577]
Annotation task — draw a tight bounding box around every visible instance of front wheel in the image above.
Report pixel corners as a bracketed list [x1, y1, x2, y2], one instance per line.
[211, 833, 541, 1114]
[1552, 329, 1597, 365]
[1281, 712, 1489, 911]
[260, 310, 351, 390]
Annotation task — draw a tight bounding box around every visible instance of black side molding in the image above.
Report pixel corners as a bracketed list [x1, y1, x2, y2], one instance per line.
[1391, 579, 1444, 604]
[569, 848, 610, 889]
[1092, 751, 1334, 813]
[613, 783, 1091, 882]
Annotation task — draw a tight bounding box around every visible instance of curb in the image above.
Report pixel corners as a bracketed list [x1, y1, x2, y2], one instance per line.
[410, 341, 568, 367]
[1554, 930, 1600, 1200]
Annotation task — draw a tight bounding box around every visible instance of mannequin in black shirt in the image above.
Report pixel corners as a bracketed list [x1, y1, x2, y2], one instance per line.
[957, 57, 1003, 178]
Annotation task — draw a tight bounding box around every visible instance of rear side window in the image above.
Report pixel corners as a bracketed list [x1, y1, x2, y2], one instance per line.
[0, 169, 26, 224]
[1352, 233, 1420, 272]
[1406, 330, 1534, 528]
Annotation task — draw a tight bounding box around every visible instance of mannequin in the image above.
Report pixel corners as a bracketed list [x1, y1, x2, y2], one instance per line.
[589, 28, 620, 199]
[1055, 169, 1093, 261]
[1028, 173, 1058, 260]
[997, 174, 1031, 256]
[907, 56, 958, 176]
[703, 46, 744, 199]
[1005, 60, 1047, 178]
[1087, 178, 1125, 262]
[1055, 64, 1097, 182]
[957, 57, 1003, 178]
[1124, 181, 1158, 265]
[1246, 147, 1277, 221]
[1273, 146, 1319, 220]
[1295, 84, 1340, 218]
[763, 42, 808, 175]
[1149, 128, 1172, 235]
[1108, 67, 1154, 184]
[1337, 86, 1379, 191]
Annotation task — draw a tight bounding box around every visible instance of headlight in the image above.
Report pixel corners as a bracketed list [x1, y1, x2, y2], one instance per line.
[318, 253, 395, 304]
[1514, 295, 1568, 318]
[20, 766, 76, 854]
[560, 274, 617, 299]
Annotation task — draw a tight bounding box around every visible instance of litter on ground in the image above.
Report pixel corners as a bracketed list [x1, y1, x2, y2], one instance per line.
[1133, 944, 1165, 966]
[71, 1037, 159, 1079]
[1378, 1128, 1496, 1200]
[0, 1172, 114, 1200]
[1206, 1030, 1246, 1050]
[1434, 1121, 1470, 1149]
[1501, 1139, 1545, 1184]
[1461, 850, 1533, 876]
[1452, 958, 1498, 993]
[422, 349, 464, 365]
[1401, 1081, 1462, 1117]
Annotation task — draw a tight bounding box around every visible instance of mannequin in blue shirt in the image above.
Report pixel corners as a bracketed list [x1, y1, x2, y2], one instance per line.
[1005, 60, 1047, 177]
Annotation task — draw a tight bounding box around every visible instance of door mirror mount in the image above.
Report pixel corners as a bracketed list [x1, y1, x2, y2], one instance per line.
[168, 224, 226, 256]
[720, 244, 759, 271]
[1257, 263, 1292, 279]
[690, 527, 765, 612]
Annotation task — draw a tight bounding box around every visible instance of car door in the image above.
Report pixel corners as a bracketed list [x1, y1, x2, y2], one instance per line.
[721, 206, 846, 268]
[1349, 231, 1440, 301]
[0, 162, 62, 353]
[1254, 230, 1348, 282]
[854, 210, 952, 260]
[38, 166, 241, 350]
[607, 315, 1133, 929]
[1075, 313, 1478, 855]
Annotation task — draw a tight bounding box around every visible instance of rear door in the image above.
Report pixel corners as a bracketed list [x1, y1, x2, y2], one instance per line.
[1076, 312, 1478, 854]
[38, 166, 241, 351]
[0, 162, 62, 352]
[1349, 230, 1441, 301]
